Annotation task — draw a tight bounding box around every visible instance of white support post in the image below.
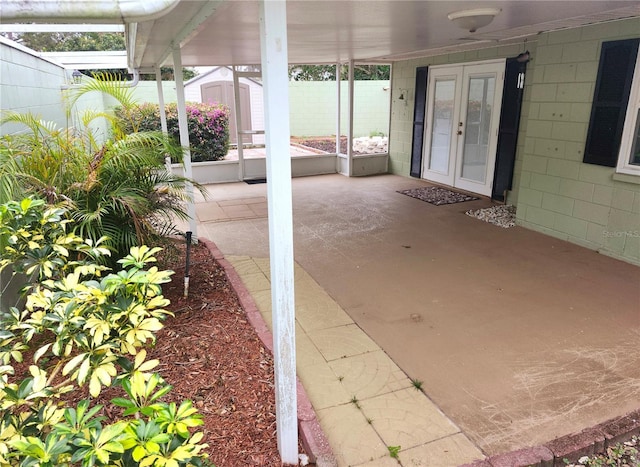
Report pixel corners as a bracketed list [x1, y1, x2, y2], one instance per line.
[172, 46, 198, 238]
[335, 63, 341, 157]
[259, 1, 298, 464]
[155, 66, 171, 173]
[232, 66, 245, 180]
[347, 59, 355, 176]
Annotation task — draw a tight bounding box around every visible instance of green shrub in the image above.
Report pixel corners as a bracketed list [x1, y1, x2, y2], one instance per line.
[1, 76, 206, 264]
[0, 198, 208, 466]
[116, 102, 230, 162]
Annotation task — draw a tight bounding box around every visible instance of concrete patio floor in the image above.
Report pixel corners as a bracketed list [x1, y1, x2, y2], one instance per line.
[189, 174, 640, 465]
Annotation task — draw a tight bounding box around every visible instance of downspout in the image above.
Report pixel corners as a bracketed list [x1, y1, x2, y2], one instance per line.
[121, 23, 140, 88]
[0, 0, 180, 23]
[124, 68, 140, 87]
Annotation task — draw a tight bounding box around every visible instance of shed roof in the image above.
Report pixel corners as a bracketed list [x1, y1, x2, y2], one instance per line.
[184, 66, 263, 87]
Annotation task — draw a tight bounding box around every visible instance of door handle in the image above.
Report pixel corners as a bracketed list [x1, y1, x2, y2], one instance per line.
[457, 130, 463, 135]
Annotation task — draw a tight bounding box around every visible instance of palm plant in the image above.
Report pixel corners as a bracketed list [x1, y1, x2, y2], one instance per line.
[0, 74, 203, 263]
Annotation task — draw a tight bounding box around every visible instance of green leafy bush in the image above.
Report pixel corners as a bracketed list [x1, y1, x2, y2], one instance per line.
[0, 76, 205, 264]
[116, 102, 230, 162]
[0, 198, 208, 466]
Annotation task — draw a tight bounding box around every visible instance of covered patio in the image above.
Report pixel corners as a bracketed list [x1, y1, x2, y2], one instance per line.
[3, 1, 639, 464]
[186, 173, 640, 465]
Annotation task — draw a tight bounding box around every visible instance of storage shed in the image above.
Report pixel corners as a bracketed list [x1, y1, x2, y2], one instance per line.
[184, 66, 264, 145]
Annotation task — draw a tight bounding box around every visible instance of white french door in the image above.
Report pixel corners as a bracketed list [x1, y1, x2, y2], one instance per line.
[422, 61, 505, 196]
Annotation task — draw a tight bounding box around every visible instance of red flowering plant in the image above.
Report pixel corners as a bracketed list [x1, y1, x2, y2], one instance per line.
[116, 102, 230, 162]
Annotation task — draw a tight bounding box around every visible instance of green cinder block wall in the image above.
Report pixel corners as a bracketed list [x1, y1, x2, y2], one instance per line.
[388, 18, 640, 265]
[0, 38, 110, 141]
[516, 19, 640, 266]
[288, 80, 391, 137]
[131, 80, 392, 139]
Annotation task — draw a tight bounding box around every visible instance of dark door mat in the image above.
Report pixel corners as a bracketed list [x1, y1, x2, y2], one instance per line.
[245, 178, 267, 185]
[397, 186, 479, 205]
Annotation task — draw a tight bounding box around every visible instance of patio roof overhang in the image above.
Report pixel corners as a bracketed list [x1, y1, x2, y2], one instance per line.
[3, 1, 640, 70]
[128, 0, 639, 69]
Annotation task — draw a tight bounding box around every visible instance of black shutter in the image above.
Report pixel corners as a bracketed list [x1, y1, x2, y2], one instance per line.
[410, 66, 429, 177]
[492, 58, 527, 201]
[583, 38, 639, 167]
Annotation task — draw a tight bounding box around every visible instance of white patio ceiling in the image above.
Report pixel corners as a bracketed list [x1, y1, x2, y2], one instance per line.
[3, 1, 639, 70]
[129, 0, 640, 70]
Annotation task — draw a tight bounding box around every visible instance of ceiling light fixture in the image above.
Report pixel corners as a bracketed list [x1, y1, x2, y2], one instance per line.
[448, 8, 501, 33]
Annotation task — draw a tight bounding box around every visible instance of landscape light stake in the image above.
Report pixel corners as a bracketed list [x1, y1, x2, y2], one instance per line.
[184, 231, 192, 298]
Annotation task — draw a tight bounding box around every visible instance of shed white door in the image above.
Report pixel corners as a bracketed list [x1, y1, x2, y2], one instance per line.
[422, 61, 505, 196]
[201, 81, 252, 144]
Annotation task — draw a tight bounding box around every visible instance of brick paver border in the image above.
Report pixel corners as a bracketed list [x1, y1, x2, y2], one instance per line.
[460, 409, 639, 467]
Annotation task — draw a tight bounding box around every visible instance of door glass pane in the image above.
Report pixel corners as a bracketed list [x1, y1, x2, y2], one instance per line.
[429, 78, 455, 173]
[461, 76, 495, 182]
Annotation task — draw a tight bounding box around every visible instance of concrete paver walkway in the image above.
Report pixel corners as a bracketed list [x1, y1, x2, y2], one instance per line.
[228, 255, 483, 466]
[188, 173, 640, 466]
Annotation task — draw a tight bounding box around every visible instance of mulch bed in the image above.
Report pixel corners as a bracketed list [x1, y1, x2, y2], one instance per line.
[153, 241, 288, 465]
[11, 241, 298, 466]
[397, 186, 479, 205]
